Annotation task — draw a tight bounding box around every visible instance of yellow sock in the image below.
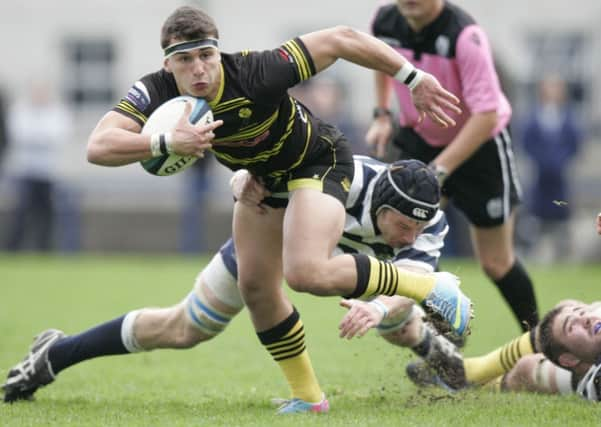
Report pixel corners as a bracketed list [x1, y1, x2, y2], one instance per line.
[363, 256, 435, 302]
[482, 375, 505, 392]
[258, 310, 322, 403]
[464, 332, 534, 384]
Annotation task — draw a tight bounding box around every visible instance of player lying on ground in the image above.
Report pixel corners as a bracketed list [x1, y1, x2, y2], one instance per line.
[370, 298, 601, 402]
[2, 157, 471, 408]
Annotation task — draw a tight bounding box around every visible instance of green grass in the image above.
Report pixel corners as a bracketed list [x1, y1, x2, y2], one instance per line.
[1, 255, 600, 426]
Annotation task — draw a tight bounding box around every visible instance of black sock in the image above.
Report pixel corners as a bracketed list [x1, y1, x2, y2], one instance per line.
[411, 327, 432, 358]
[493, 260, 539, 331]
[48, 315, 128, 374]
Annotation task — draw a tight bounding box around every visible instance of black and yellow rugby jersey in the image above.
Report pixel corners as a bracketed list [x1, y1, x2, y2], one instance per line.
[114, 37, 323, 178]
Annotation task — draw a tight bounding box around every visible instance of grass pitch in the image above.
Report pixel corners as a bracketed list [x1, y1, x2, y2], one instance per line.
[1, 254, 600, 426]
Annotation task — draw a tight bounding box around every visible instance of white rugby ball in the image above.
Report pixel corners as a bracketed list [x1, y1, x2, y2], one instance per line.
[140, 96, 213, 176]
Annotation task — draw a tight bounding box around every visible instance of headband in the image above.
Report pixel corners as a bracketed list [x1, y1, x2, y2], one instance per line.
[163, 38, 219, 58]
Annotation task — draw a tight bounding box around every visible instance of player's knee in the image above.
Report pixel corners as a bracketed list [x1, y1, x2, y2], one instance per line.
[165, 307, 210, 348]
[480, 257, 513, 280]
[284, 260, 330, 295]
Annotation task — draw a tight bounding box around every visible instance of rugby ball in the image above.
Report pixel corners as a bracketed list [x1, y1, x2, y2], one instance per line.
[140, 96, 213, 176]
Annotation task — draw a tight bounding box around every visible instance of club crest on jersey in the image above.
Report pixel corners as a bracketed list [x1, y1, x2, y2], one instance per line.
[125, 82, 150, 110]
[238, 107, 252, 119]
[435, 35, 450, 57]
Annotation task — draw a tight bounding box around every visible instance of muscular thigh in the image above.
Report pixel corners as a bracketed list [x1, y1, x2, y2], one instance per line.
[233, 202, 284, 291]
[283, 188, 346, 272]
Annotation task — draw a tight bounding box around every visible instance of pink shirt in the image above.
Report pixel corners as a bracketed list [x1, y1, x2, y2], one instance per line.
[392, 25, 511, 147]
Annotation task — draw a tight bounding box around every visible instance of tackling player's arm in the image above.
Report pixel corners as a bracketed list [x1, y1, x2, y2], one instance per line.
[298, 27, 460, 127]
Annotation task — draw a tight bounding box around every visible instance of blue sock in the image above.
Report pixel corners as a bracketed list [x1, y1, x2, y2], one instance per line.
[48, 315, 129, 374]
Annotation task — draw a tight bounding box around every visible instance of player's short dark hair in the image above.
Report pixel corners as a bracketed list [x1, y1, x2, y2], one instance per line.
[370, 159, 440, 222]
[538, 306, 569, 367]
[161, 6, 219, 49]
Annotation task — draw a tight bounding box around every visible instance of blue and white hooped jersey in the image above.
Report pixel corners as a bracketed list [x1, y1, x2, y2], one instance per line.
[576, 362, 601, 402]
[219, 155, 448, 278]
[336, 155, 447, 273]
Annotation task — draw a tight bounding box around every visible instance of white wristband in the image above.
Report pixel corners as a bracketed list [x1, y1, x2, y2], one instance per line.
[368, 299, 389, 320]
[150, 132, 174, 157]
[150, 134, 162, 157]
[394, 62, 424, 91]
[163, 132, 174, 154]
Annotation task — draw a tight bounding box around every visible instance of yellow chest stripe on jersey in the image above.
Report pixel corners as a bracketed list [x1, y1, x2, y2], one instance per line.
[213, 109, 279, 144]
[267, 114, 312, 178]
[212, 97, 252, 115]
[116, 100, 147, 124]
[212, 98, 299, 167]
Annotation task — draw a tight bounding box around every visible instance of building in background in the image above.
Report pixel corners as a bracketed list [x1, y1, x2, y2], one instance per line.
[0, 1, 599, 255]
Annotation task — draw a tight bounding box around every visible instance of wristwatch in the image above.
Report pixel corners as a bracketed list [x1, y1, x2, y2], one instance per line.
[373, 107, 392, 119]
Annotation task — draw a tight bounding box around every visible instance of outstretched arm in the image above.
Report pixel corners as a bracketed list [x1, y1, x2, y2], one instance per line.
[299, 26, 461, 128]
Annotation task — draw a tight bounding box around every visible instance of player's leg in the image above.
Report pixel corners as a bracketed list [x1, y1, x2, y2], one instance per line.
[470, 215, 538, 331]
[463, 330, 535, 385]
[133, 239, 244, 349]
[233, 202, 327, 413]
[282, 171, 471, 335]
[486, 354, 574, 395]
[448, 129, 538, 331]
[372, 301, 466, 389]
[2, 242, 243, 403]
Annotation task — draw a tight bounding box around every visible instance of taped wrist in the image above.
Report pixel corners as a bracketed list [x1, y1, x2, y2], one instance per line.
[394, 62, 424, 91]
[150, 132, 173, 157]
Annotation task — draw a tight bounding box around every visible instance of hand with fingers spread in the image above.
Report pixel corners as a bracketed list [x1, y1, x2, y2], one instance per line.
[338, 299, 386, 339]
[170, 101, 223, 157]
[230, 169, 272, 214]
[410, 72, 461, 128]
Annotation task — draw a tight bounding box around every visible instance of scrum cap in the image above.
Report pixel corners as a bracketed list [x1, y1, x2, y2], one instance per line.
[371, 159, 440, 222]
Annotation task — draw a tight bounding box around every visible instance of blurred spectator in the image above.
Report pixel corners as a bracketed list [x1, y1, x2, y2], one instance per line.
[179, 153, 214, 253]
[520, 74, 583, 262]
[3, 81, 72, 252]
[0, 88, 7, 173]
[290, 75, 366, 154]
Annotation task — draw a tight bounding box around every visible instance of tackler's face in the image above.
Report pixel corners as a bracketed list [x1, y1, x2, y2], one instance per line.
[552, 303, 601, 364]
[164, 42, 222, 101]
[376, 208, 426, 249]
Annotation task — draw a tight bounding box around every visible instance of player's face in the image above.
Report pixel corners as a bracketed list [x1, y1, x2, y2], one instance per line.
[376, 208, 426, 248]
[553, 303, 601, 364]
[396, 0, 443, 23]
[165, 45, 221, 100]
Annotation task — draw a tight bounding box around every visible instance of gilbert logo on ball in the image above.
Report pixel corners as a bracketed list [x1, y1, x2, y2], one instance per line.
[140, 96, 213, 176]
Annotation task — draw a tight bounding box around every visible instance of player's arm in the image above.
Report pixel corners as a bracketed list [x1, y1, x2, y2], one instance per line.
[87, 104, 220, 166]
[365, 71, 395, 158]
[229, 169, 271, 214]
[87, 111, 150, 166]
[338, 295, 414, 339]
[299, 26, 460, 127]
[500, 354, 573, 395]
[430, 110, 497, 175]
